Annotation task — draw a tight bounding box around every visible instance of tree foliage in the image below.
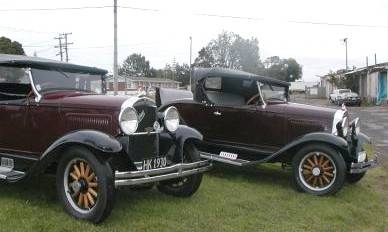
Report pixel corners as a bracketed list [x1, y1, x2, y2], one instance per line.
[194, 31, 262, 73]
[119, 53, 151, 77]
[0, 37, 25, 55]
[262, 56, 302, 82]
[193, 31, 302, 82]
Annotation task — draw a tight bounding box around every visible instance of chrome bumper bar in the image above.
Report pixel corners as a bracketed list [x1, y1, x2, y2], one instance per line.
[114, 160, 212, 187]
[349, 155, 378, 174]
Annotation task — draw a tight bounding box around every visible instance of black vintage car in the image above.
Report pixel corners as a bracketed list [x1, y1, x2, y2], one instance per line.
[157, 68, 378, 196]
[0, 54, 211, 223]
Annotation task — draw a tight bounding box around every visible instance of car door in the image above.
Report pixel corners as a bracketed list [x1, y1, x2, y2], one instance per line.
[0, 67, 33, 155]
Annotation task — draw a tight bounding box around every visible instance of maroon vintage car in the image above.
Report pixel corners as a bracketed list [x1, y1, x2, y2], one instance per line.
[0, 54, 211, 223]
[157, 68, 378, 196]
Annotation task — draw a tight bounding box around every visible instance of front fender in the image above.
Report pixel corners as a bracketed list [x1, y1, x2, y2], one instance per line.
[30, 130, 122, 175]
[267, 132, 350, 163]
[159, 125, 203, 161]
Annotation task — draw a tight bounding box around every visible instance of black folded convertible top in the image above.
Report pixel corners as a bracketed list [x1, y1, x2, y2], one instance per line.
[193, 67, 290, 87]
[0, 54, 108, 75]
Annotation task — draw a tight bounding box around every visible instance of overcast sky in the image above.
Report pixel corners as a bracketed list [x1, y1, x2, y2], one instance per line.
[1, 0, 388, 81]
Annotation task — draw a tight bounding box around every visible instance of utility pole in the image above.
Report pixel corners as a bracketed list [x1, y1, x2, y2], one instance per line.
[61, 32, 73, 62]
[54, 35, 64, 61]
[189, 36, 192, 90]
[342, 38, 348, 70]
[113, 0, 118, 95]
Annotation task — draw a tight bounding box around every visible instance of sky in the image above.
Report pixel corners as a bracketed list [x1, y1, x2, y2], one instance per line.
[1, 0, 388, 82]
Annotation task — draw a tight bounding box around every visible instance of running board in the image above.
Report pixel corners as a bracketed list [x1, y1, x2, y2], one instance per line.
[200, 152, 252, 166]
[0, 168, 25, 181]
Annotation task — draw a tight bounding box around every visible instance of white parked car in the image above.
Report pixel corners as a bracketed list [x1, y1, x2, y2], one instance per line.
[329, 89, 361, 106]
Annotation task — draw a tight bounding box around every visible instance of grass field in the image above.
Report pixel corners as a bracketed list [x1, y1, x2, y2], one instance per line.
[0, 160, 386, 232]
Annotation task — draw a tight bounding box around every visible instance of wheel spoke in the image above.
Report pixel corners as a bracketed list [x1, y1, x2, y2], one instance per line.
[323, 166, 334, 171]
[318, 155, 324, 166]
[321, 160, 330, 168]
[80, 162, 85, 177]
[70, 172, 78, 181]
[322, 175, 330, 184]
[303, 164, 313, 170]
[89, 188, 98, 198]
[77, 193, 84, 207]
[307, 158, 315, 167]
[303, 170, 312, 175]
[318, 177, 324, 187]
[85, 164, 90, 177]
[83, 194, 89, 209]
[324, 172, 334, 177]
[306, 175, 314, 183]
[86, 192, 95, 206]
[73, 164, 81, 177]
[87, 173, 95, 182]
[312, 177, 318, 186]
[313, 155, 318, 165]
[88, 182, 97, 188]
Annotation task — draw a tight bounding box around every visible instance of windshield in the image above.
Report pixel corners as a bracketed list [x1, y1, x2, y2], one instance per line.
[258, 81, 287, 102]
[339, 89, 351, 94]
[31, 68, 103, 94]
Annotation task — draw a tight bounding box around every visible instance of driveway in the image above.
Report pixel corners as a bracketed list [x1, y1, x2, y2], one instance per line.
[291, 94, 388, 162]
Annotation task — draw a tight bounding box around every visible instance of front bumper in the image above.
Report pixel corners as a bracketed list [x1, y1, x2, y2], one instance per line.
[349, 155, 378, 174]
[114, 160, 212, 187]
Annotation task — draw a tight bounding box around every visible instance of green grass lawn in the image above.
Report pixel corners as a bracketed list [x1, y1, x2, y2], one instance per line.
[0, 161, 386, 232]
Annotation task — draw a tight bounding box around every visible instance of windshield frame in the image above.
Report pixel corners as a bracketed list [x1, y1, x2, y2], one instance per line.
[29, 68, 104, 101]
[257, 81, 288, 106]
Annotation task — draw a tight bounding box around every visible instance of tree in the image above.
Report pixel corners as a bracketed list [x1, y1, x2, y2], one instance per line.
[0, 37, 25, 55]
[193, 31, 262, 73]
[262, 56, 302, 82]
[119, 53, 151, 77]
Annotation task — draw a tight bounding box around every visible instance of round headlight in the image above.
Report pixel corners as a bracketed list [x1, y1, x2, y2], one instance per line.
[119, 107, 138, 135]
[164, 106, 180, 132]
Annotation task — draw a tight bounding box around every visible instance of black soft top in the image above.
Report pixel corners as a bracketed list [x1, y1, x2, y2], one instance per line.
[193, 67, 290, 87]
[0, 54, 108, 75]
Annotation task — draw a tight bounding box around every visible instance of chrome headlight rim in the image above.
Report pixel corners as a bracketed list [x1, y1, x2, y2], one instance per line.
[118, 106, 139, 135]
[351, 117, 360, 136]
[164, 106, 180, 132]
[341, 117, 349, 137]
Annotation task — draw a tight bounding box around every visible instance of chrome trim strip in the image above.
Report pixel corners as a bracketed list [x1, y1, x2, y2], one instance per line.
[116, 160, 210, 179]
[115, 166, 211, 187]
[200, 152, 250, 166]
[132, 131, 159, 135]
[27, 68, 42, 102]
[256, 81, 266, 109]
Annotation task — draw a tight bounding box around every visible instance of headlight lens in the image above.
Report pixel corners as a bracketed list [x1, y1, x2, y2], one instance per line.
[164, 106, 180, 132]
[119, 107, 138, 135]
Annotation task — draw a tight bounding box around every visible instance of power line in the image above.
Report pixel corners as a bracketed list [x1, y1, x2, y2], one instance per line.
[0, 6, 113, 12]
[54, 33, 73, 62]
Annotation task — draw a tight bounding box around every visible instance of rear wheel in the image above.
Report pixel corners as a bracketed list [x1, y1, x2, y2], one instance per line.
[292, 144, 346, 195]
[56, 146, 115, 223]
[157, 143, 203, 197]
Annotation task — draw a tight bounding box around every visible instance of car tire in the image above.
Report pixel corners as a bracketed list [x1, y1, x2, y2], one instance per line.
[292, 143, 346, 196]
[346, 172, 366, 184]
[56, 146, 115, 224]
[157, 143, 203, 197]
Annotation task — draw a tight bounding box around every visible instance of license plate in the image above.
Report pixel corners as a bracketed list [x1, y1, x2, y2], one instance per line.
[142, 156, 167, 170]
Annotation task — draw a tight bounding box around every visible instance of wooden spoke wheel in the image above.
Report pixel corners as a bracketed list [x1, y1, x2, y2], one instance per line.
[64, 158, 99, 213]
[298, 152, 336, 191]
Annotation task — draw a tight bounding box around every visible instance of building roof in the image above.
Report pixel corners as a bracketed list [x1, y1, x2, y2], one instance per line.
[0, 54, 107, 75]
[106, 75, 180, 83]
[344, 62, 388, 76]
[193, 67, 290, 87]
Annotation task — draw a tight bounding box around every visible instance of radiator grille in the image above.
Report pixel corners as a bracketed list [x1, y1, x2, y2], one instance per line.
[66, 113, 112, 132]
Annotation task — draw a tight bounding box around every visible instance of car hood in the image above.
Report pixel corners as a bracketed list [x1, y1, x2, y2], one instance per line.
[42, 92, 131, 110]
[284, 102, 338, 131]
[342, 92, 358, 97]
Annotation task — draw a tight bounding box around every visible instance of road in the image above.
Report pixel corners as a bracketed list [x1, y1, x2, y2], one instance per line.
[291, 94, 388, 162]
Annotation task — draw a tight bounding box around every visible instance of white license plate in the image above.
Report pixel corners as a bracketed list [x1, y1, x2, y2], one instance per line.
[142, 156, 167, 170]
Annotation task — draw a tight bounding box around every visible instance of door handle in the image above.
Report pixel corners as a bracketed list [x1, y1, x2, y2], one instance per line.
[213, 111, 222, 116]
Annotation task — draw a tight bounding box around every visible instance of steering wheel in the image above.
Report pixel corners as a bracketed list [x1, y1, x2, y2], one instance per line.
[246, 93, 261, 105]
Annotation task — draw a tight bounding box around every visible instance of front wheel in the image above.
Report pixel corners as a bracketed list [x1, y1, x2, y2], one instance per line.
[292, 144, 346, 195]
[56, 146, 115, 224]
[157, 143, 203, 197]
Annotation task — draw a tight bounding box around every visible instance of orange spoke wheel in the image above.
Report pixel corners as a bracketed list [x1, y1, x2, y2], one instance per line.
[299, 152, 337, 191]
[64, 159, 98, 213]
